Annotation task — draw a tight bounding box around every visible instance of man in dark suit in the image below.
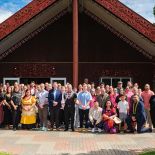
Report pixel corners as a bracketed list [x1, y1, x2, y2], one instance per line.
[48, 82, 62, 130]
[64, 84, 77, 131]
[126, 95, 152, 133]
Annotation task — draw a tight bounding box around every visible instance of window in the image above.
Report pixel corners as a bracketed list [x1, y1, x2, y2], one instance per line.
[3, 77, 20, 85]
[100, 77, 132, 87]
[50, 77, 66, 85]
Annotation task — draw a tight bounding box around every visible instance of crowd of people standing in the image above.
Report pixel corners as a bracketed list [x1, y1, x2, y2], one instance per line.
[0, 80, 155, 134]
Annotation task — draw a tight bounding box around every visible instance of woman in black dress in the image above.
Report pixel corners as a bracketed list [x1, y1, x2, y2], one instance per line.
[3, 87, 12, 129]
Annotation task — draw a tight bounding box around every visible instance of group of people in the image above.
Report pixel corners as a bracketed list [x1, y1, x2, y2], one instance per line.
[0, 80, 155, 134]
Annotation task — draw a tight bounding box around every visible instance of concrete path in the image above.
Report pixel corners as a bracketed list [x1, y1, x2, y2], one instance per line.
[0, 129, 155, 155]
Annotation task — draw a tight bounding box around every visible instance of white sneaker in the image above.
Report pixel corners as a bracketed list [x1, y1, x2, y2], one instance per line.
[92, 128, 95, 133]
[98, 128, 102, 133]
[41, 127, 45, 131]
[41, 127, 47, 131]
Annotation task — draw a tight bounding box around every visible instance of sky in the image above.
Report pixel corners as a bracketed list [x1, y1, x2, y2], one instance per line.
[0, 0, 154, 23]
[0, 0, 32, 23]
[119, 0, 155, 23]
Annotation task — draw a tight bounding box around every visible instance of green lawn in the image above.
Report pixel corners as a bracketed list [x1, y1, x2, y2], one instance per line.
[139, 151, 155, 155]
[0, 152, 10, 155]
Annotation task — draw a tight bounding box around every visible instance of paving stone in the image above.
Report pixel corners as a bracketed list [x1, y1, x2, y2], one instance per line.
[0, 130, 154, 155]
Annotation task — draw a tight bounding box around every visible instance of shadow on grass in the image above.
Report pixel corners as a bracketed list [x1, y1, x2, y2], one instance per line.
[36, 149, 140, 155]
[58, 148, 155, 155]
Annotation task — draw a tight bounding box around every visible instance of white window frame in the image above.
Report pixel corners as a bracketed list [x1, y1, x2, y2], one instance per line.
[50, 77, 66, 85]
[100, 77, 132, 86]
[3, 77, 20, 85]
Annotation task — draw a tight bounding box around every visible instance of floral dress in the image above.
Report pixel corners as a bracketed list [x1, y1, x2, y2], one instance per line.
[102, 108, 117, 133]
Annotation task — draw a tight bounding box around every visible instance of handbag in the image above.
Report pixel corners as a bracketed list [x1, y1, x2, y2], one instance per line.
[113, 116, 121, 124]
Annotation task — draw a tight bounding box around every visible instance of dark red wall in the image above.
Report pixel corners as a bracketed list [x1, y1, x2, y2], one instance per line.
[0, 13, 152, 86]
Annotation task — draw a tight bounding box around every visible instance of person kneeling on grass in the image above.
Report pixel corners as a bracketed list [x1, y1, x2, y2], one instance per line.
[126, 95, 152, 133]
[89, 101, 103, 133]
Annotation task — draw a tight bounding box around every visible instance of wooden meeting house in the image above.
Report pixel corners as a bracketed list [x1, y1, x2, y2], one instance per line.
[0, 0, 155, 89]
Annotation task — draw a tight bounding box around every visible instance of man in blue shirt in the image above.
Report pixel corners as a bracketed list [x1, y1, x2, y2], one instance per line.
[78, 83, 92, 130]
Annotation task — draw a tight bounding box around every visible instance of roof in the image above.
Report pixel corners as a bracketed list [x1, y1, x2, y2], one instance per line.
[0, 0, 56, 40]
[95, 0, 155, 43]
[0, 0, 155, 60]
[0, 0, 155, 42]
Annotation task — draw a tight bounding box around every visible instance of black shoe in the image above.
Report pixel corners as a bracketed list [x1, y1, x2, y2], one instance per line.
[71, 128, 75, 132]
[124, 130, 134, 133]
[149, 128, 152, 133]
[64, 129, 68, 131]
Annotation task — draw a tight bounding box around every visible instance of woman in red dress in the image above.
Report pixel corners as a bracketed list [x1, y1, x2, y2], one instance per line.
[103, 100, 117, 133]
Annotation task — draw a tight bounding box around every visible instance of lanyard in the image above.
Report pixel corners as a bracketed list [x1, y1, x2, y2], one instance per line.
[133, 102, 138, 115]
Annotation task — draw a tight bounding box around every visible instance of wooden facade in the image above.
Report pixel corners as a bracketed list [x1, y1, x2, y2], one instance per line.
[0, 13, 153, 86]
[0, 0, 155, 88]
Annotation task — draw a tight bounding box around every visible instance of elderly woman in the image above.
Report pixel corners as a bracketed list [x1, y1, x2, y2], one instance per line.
[102, 100, 117, 134]
[89, 101, 103, 133]
[20, 89, 37, 129]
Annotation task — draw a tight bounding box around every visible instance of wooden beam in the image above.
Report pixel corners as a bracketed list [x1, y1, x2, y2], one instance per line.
[73, 0, 79, 88]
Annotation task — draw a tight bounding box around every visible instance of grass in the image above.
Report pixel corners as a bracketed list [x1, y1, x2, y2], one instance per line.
[0, 152, 11, 155]
[139, 151, 155, 155]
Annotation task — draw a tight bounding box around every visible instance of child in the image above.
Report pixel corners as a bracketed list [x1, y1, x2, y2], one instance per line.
[117, 94, 129, 132]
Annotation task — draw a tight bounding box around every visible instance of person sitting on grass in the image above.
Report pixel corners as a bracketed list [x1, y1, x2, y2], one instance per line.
[89, 101, 103, 133]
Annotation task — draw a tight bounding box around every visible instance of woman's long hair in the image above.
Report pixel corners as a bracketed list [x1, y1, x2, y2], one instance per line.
[104, 100, 113, 110]
[23, 89, 31, 99]
[6, 86, 12, 95]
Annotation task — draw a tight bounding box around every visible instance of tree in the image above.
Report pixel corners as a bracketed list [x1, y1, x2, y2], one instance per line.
[154, 5, 155, 16]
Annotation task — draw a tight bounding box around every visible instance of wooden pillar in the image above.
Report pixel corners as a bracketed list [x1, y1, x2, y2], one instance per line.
[73, 0, 78, 88]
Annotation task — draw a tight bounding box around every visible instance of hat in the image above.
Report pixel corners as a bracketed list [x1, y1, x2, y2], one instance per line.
[113, 117, 121, 124]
